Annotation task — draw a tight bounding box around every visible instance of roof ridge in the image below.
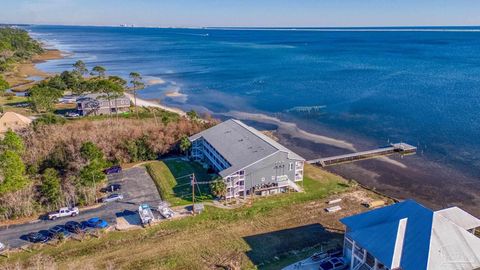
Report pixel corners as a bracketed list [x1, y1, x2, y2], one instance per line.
[231, 119, 304, 160]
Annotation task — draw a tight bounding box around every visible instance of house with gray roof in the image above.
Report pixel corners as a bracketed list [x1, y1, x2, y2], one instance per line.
[76, 93, 130, 116]
[341, 200, 480, 270]
[189, 119, 305, 199]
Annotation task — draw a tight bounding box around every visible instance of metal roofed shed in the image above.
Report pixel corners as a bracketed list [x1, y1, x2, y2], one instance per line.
[340, 199, 480, 270]
[189, 119, 305, 200]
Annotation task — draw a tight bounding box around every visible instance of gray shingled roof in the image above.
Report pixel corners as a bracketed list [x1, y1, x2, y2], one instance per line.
[189, 119, 304, 177]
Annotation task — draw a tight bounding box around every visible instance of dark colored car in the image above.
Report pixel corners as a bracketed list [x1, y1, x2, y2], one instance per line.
[318, 257, 346, 270]
[26, 231, 50, 243]
[103, 165, 122, 175]
[101, 183, 122, 193]
[65, 221, 87, 233]
[85, 217, 109, 229]
[48, 225, 72, 238]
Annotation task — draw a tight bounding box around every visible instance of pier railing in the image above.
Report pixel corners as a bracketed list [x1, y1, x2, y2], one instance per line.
[308, 143, 417, 167]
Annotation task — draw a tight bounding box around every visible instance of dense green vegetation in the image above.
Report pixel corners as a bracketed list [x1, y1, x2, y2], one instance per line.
[28, 85, 63, 112]
[0, 131, 28, 195]
[0, 27, 43, 72]
[0, 75, 9, 94]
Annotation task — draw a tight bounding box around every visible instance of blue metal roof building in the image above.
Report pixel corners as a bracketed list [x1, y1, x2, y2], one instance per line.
[340, 200, 480, 270]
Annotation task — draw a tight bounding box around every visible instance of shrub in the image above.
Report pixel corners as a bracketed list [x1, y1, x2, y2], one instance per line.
[33, 113, 66, 129]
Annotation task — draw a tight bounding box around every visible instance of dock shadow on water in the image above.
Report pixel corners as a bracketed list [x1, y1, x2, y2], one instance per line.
[243, 223, 343, 268]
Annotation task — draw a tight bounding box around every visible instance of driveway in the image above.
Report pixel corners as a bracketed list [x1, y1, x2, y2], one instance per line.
[0, 167, 162, 249]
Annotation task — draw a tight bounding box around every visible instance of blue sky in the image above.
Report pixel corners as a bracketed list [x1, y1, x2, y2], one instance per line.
[1, 0, 480, 27]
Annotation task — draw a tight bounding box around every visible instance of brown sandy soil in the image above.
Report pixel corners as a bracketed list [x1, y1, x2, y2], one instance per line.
[3, 49, 63, 91]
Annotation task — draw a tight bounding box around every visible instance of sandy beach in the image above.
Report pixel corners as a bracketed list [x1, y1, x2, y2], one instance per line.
[124, 92, 186, 116]
[4, 49, 63, 91]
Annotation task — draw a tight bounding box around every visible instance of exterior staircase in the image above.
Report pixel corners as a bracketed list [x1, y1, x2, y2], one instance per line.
[353, 263, 372, 270]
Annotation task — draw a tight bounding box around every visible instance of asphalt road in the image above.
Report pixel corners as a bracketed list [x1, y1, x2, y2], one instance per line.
[0, 167, 162, 249]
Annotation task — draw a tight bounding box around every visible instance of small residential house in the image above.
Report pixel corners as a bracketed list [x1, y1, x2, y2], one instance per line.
[0, 111, 32, 134]
[76, 93, 130, 116]
[341, 200, 480, 270]
[189, 119, 305, 199]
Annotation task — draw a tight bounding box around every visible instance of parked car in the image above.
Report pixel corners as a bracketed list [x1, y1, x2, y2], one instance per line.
[48, 225, 72, 239]
[0, 242, 6, 251]
[65, 112, 80, 118]
[318, 257, 346, 270]
[48, 207, 79, 220]
[101, 183, 122, 193]
[310, 251, 329, 262]
[103, 165, 122, 175]
[85, 217, 109, 229]
[26, 231, 50, 243]
[102, 193, 124, 203]
[65, 221, 87, 233]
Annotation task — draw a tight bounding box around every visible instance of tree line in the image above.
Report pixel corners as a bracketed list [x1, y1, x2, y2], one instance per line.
[28, 60, 144, 116]
[0, 27, 43, 73]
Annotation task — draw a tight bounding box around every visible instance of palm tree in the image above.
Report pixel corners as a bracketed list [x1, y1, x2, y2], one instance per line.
[210, 178, 227, 199]
[179, 136, 191, 153]
[129, 72, 144, 119]
[91, 66, 106, 78]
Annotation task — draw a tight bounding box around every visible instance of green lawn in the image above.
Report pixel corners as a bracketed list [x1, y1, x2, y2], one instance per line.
[145, 159, 217, 206]
[146, 159, 349, 215]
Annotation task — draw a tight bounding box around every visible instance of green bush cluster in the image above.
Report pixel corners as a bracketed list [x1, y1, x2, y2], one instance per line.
[124, 136, 157, 162]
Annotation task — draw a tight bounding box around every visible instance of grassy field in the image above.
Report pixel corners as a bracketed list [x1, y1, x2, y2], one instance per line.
[1, 164, 365, 270]
[0, 95, 32, 115]
[81, 107, 180, 123]
[146, 159, 216, 206]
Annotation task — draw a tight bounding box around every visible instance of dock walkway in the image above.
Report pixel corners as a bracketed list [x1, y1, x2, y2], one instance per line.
[308, 143, 417, 167]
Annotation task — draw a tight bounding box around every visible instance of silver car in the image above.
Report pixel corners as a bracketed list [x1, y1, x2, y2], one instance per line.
[102, 193, 124, 203]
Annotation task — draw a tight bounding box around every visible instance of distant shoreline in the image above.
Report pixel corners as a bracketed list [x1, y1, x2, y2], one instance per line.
[4, 49, 64, 91]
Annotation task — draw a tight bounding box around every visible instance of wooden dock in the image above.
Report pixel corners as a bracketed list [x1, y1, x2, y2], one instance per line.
[307, 143, 417, 167]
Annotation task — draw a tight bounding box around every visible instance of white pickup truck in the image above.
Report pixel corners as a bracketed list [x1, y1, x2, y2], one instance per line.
[48, 207, 79, 220]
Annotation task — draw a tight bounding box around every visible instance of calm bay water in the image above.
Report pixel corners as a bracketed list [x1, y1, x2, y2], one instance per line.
[28, 25, 480, 203]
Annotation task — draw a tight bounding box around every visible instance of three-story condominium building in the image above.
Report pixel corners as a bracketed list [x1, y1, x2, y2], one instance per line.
[189, 119, 305, 199]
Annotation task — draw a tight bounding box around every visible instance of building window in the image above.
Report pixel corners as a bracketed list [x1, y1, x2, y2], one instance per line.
[289, 162, 293, 171]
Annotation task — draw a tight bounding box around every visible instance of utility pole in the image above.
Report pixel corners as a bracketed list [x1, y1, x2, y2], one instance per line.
[92, 171, 97, 203]
[191, 173, 196, 215]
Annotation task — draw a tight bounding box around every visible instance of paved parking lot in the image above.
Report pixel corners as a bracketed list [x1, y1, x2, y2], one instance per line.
[0, 166, 162, 248]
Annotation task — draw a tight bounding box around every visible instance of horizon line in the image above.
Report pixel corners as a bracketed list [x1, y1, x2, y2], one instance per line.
[2, 22, 480, 30]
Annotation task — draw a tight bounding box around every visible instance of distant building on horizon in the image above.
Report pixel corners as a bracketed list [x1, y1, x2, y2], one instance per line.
[341, 200, 480, 270]
[76, 93, 130, 116]
[188, 119, 305, 199]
